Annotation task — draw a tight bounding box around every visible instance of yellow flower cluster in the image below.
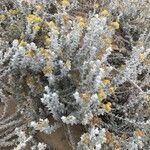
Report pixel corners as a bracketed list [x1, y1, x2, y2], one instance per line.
[103, 102, 112, 112]
[61, 0, 70, 6]
[19, 40, 27, 47]
[44, 36, 51, 46]
[139, 53, 145, 61]
[98, 89, 106, 100]
[39, 48, 50, 58]
[80, 92, 91, 102]
[65, 60, 71, 70]
[42, 65, 53, 75]
[46, 21, 59, 33]
[109, 86, 116, 94]
[101, 10, 110, 16]
[25, 49, 35, 58]
[104, 38, 112, 47]
[102, 79, 111, 85]
[0, 14, 6, 21]
[26, 14, 42, 23]
[35, 4, 43, 11]
[144, 95, 150, 101]
[94, 3, 99, 8]
[81, 133, 91, 145]
[39, 48, 46, 54]
[8, 9, 19, 16]
[76, 16, 86, 28]
[32, 24, 41, 31]
[110, 21, 120, 29]
[62, 14, 70, 24]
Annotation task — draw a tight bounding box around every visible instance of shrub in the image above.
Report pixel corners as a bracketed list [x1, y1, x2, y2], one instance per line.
[0, 0, 150, 149]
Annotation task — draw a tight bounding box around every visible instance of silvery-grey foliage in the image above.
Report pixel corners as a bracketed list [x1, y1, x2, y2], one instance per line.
[0, 0, 149, 149]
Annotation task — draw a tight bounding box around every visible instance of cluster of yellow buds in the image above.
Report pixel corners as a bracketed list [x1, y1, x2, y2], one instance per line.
[61, 0, 70, 6]
[144, 95, 150, 101]
[103, 37, 113, 47]
[65, 60, 71, 70]
[46, 21, 60, 34]
[102, 102, 112, 112]
[76, 16, 86, 28]
[7, 9, 19, 16]
[0, 14, 6, 21]
[120, 64, 126, 71]
[42, 64, 53, 75]
[110, 21, 120, 29]
[102, 79, 111, 85]
[32, 24, 41, 31]
[80, 133, 91, 145]
[139, 53, 145, 61]
[94, 3, 100, 9]
[25, 49, 35, 58]
[109, 86, 116, 94]
[19, 40, 27, 47]
[39, 48, 49, 58]
[26, 14, 42, 23]
[62, 14, 70, 24]
[101, 10, 110, 16]
[98, 89, 106, 100]
[44, 36, 51, 46]
[80, 92, 91, 102]
[35, 4, 43, 11]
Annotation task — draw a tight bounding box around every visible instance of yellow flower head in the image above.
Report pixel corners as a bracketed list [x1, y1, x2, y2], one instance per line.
[94, 3, 99, 8]
[39, 48, 50, 58]
[61, 0, 70, 6]
[80, 92, 91, 102]
[102, 79, 110, 85]
[103, 102, 112, 112]
[76, 16, 86, 28]
[81, 133, 91, 145]
[42, 65, 53, 75]
[26, 14, 42, 23]
[110, 21, 120, 29]
[101, 10, 110, 16]
[104, 38, 112, 45]
[19, 40, 27, 47]
[98, 89, 106, 100]
[32, 24, 40, 31]
[35, 4, 43, 11]
[144, 95, 150, 101]
[139, 53, 145, 61]
[25, 49, 35, 58]
[46, 21, 59, 33]
[65, 60, 71, 70]
[120, 64, 126, 71]
[45, 36, 51, 45]
[0, 14, 6, 21]
[109, 86, 116, 94]
[62, 14, 70, 24]
[8, 9, 19, 16]
[39, 48, 46, 54]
